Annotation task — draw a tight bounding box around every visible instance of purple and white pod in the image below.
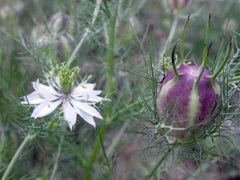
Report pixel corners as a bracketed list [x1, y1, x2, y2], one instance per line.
[56, 33, 75, 61]
[170, 0, 190, 10]
[49, 13, 75, 34]
[156, 15, 232, 141]
[157, 64, 220, 140]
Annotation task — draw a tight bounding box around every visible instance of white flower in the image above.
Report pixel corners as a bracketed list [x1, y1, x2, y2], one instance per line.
[21, 79, 106, 130]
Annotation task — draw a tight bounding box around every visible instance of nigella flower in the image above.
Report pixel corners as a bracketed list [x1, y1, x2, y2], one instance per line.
[21, 65, 107, 130]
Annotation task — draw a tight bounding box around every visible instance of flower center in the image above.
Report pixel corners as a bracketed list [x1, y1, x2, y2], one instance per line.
[55, 64, 80, 94]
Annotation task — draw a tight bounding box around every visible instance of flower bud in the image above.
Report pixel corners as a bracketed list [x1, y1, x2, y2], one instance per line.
[157, 65, 220, 141]
[49, 13, 75, 34]
[56, 33, 75, 61]
[31, 24, 46, 40]
[0, 6, 14, 20]
[222, 19, 238, 33]
[170, 0, 190, 11]
[36, 35, 53, 47]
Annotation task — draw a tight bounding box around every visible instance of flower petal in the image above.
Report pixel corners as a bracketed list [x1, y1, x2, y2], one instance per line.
[71, 83, 102, 98]
[32, 81, 60, 101]
[79, 81, 95, 90]
[63, 101, 77, 130]
[71, 100, 103, 119]
[74, 108, 96, 128]
[31, 100, 62, 118]
[21, 91, 46, 105]
[72, 94, 104, 103]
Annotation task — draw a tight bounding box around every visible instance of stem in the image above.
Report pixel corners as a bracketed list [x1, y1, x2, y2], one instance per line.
[107, 119, 130, 157]
[146, 147, 172, 179]
[85, 95, 151, 178]
[194, 42, 212, 91]
[212, 39, 232, 80]
[172, 43, 180, 77]
[49, 136, 64, 180]
[104, 3, 118, 122]
[229, 76, 240, 83]
[111, 96, 152, 122]
[180, 15, 190, 64]
[202, 14, 211, 65]
[159, 16, 179, 59]
[66, 0, 102, 66]
[2, 133, 37, 180]
[85, 2, 119, 179]
[194, 15, 211, 91]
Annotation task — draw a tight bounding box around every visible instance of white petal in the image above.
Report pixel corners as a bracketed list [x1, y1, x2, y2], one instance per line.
[32, 81, 60, 101]
[72, 95, 104, 103]
[21, 91, 46, 105]
[71, 100, 103, 119]
[63, 101, 77, 130]
[72, 90, 102, 98]
[79, 81, 95, 90]
[74, 108, 96, 128]
[71, 82, 102, 98]
[31, 100, 62, 118]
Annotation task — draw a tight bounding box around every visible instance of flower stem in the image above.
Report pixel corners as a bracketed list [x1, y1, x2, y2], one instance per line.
[159, 15, 179, 59]
[212, 39, 232, 80]
[2, 133, 38, 180]
[180, 15, 190, 64]
[84, 2, 119, 179]
[146, 147, 172, 179]
[66, 0, 103, 67]
[194, 15, 211, 91]
[106, 119, 130, 157]
[84, 97, 151, 179]
[172, 43, 180, 77]
[104, 3, 118, 121]
[49, 136, 64, 180]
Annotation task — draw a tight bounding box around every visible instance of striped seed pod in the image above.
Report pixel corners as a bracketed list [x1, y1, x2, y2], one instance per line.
[56, 33, 75, 61]
[157, 16, 232, 141]
[170, 0, 190, 10]
[157, 64, 220, 140]
[49, 13, 75, 34]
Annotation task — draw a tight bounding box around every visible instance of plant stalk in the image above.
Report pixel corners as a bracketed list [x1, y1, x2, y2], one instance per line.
[2, 133, 38, 180]
[146, 147, 172, 179]
[66, 0, 102, 66]
[84, 2, 119, 179]
[49, 136, 64, 180]
[159, 15, 179, 59]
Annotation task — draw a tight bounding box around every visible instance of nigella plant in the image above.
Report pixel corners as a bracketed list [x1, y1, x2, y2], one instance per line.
[156, 16, 232, 142]
[154, 15, 232, 142]
[142, 15, 235, 179]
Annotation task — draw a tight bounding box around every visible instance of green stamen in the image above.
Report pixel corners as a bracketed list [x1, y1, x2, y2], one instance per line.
[56, 64, 80, 94]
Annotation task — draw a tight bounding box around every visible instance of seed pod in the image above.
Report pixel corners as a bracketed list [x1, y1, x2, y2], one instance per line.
[157, 15, 232, 141]
[49, 13, 75, 34]
[157, 64, 220, 140]
[170, 0, 190, 11]
[0, 6, 14, 20]
[222, 19, 238, 33]
[56, 33, 75, 61]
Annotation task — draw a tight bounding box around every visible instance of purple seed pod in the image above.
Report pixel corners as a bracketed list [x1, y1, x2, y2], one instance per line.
[156, 16, 232, 141]
[170, 0, 190, 10]
[49, 13, 75, 34]
[157, 65, 220, 140]
[56, 33, 75, 61]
